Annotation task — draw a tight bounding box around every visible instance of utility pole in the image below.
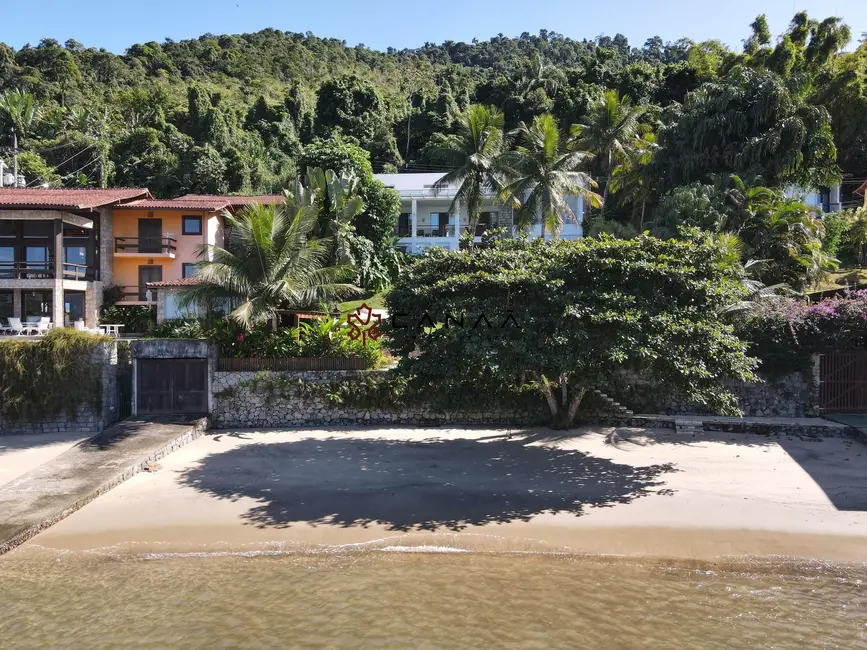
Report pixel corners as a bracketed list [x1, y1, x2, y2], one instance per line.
[11, 128, 18, 187]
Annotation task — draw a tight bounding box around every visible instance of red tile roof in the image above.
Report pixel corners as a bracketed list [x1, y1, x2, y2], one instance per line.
[176, 193, 285, 206]
[0, 187, 151, 210]
[855, 179, 867, 197]
[122, 198, 232, 211]
[146, 277, 202, 288]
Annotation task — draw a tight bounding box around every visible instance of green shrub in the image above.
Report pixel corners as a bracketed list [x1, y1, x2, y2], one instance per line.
[149, 318, 208, 339]
[0, 329, 110, 423]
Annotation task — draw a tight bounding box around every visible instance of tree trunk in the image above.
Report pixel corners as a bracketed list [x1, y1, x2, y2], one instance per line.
[540, 374, 586, 430]
[601, 150, 612, 218]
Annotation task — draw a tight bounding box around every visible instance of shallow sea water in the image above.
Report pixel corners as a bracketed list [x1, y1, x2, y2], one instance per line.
[0, 542, 864, 649]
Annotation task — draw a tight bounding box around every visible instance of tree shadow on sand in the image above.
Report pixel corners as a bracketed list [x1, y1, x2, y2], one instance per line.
[178, 437, 677, 531]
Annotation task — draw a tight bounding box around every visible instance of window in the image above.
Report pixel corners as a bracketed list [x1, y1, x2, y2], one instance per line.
[395, 213, 411, 237]
[182, 215, 202, 235]
[64, 291, 85, 326]
[0, 290, 12, 320]
[430, 213, 453, 237]
[23, 291, 52, 321]
[476, 211, 500, 236]
[182, 263, 198, 279]
[165, 294, 198, 320]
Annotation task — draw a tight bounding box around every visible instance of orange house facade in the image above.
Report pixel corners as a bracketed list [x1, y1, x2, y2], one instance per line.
[111, 198, 228, 308]
[113, 194, 284, 322]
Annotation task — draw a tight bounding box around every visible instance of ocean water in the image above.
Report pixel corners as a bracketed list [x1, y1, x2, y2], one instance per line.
[0, 542, 864, 649]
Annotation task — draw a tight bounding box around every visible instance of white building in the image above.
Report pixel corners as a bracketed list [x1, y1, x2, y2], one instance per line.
[375, 173, 585, 253]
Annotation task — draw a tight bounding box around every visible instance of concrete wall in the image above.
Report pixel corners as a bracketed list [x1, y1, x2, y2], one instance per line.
[211, 370, 546, 429]
[0, 342, 119, 436]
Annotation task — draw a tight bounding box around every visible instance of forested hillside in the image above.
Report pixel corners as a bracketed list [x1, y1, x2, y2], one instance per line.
[0, 11, 864, 221]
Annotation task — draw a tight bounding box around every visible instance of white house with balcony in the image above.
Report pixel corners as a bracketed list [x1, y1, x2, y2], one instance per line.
[375, 173, 585, 253]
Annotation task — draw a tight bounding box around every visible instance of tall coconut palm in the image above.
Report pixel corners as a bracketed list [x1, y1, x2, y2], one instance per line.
[499, 114, 602, 239]
[179, 201, 360, 329]
[570, 90, 649, 216]
[432, 104, 507, 247]
[609, 132, 657, 230]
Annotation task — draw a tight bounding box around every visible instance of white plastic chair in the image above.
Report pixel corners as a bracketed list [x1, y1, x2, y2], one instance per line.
[7, 317, 28, 336]
[34, 317, 52, 335]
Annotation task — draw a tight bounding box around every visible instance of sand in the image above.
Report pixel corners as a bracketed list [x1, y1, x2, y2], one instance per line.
[22, 426, 867, 562]
[0, 432, 90, 488]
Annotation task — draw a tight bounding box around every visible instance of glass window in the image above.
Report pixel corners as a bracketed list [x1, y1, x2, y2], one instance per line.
[64, 291, 85, 325]
[0, 290, 12, 320]
[165, 294, 198, 320]
[24, 291, 52, 321]
[182, 263, 198, 279]
[182, 216, 202, 235]
[396, 213, 411, 237]
[64, 246, 87, 265]
[0, 246, 13, 279]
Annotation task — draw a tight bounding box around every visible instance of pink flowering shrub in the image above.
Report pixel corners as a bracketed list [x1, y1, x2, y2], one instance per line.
[735, 290, 867, 376]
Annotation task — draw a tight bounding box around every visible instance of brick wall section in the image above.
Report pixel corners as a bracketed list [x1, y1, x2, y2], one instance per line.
[211, 370, 547, 428]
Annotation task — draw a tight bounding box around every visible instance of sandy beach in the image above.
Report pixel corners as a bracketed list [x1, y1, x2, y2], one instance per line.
[21, 426, 867, 562]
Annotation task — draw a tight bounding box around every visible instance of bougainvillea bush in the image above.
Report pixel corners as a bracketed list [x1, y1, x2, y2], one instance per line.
[734, 290, 867, 377]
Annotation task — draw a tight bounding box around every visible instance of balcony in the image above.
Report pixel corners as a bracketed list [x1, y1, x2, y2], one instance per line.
[0, 262, 95, 281]
[114, 236, 177, 257]
[416, 225, 456, 238]
[114, 285, 159, 304]
[0, 261, 54, 280]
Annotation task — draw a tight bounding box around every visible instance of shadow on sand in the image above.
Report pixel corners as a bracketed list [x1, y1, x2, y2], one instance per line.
[178, 436, 677, 531]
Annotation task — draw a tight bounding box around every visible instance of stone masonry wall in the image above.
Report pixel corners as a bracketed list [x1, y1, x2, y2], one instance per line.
[0, 342, 118, 436]
[211, 370, 547, 428]
[614, 370, 817, 418]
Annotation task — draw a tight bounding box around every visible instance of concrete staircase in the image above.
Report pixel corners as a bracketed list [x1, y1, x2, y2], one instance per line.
[592, 389, 633, 417]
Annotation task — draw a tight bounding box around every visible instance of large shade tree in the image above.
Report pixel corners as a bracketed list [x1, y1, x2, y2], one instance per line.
[499, 113, 601, 238]
[386, 235, 757, 429]
[179, 200, 359, 328]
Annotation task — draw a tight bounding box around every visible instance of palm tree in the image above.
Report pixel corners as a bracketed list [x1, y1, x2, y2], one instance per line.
[499, 114, 602, 239]
[609, 132, 657, 230]
[178, 201, 360, 329]
[432, 104, 507, 247]
[570, 90, 649, 216]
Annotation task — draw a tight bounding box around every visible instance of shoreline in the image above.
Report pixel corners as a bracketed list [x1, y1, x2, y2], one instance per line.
[9, 426, 867, 565]
[29, 523, 867, 564]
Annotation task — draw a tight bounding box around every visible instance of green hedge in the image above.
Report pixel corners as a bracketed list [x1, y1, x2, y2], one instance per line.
[0, 329, 110, 423]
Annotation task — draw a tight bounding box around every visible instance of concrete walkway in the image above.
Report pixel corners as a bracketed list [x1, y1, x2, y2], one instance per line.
[0, 416, 208, 555]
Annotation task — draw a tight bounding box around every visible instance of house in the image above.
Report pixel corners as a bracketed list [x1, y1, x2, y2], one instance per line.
[375, 173, 585, 254]
[855, 179, 867, 207]
[123, 195, 284, 322]
[0, 187, 150, 329]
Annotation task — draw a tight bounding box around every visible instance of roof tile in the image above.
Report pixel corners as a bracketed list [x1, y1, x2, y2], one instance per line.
[0, 187, 150, 210]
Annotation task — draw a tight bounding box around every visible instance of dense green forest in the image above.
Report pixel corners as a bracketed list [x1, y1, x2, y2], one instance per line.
[0, 11, 865, 288]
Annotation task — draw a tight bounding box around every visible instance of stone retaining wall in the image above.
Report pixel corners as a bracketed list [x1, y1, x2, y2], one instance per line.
[613, 368, 817, 418]
[0, 342, 119, 436]
[211, 370, 546, 428]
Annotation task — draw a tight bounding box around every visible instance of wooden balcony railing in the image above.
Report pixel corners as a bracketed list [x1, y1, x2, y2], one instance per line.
[115, 285, 159, 302]
[0, 261, 54, 279]
[114, 236, 177, 255]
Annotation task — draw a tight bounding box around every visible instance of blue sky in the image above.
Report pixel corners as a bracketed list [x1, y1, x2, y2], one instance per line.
[1, 0, 864, 53]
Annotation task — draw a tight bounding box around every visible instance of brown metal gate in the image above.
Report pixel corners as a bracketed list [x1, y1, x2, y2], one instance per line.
[819, 352, 867, 413]
[137, 359, 208, 415]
